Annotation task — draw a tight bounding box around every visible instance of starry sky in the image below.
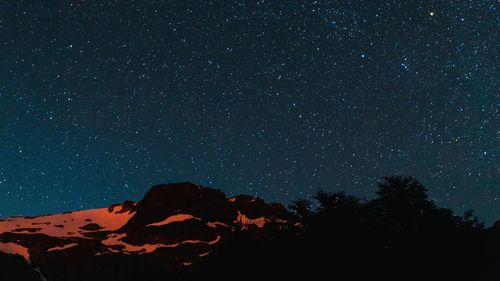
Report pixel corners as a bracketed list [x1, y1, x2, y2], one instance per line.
[0, 1, 498, 222]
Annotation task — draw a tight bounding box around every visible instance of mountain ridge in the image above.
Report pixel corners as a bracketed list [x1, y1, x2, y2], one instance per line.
[0, 182, 295, 281]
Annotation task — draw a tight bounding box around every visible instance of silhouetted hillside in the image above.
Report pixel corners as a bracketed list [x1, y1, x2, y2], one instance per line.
[190, 176, 493, 281]
[0, 177, 499, 281]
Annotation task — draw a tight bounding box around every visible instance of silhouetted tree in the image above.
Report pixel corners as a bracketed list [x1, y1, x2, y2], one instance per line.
[288, 198, 312, 220]
[314, 190, 361, 212]
[187, 175, 494, 281]
[459, 210, 485, 229]
[311, 190, 364, 231]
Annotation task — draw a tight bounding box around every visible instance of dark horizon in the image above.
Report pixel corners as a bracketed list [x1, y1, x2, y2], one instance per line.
[0, 177, 497, 281]
[1, 176, 498, 228]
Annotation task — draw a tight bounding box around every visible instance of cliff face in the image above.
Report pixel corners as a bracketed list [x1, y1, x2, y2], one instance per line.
[0, 182, 295, 281]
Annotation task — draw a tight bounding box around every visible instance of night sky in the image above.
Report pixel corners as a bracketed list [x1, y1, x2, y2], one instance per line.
[0, 1, 498, 222]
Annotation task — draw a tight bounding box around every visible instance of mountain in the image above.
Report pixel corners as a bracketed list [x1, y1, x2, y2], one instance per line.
[0, 182, 295, 281]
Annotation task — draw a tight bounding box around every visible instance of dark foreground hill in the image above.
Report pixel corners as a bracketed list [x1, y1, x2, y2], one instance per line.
[0, 177, 500, 281]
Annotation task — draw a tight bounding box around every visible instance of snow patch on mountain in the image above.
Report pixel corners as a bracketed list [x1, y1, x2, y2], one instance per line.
[0, 242, 31, 263]
[100, 233, 221, 255]
[47, 243, 79, 252]
[206, 221, 229, 228]
[198, 250, 212, 257]
[146, 214, 200, 227]
[0, 208, 134, 238]
[236, 212, 269, 228]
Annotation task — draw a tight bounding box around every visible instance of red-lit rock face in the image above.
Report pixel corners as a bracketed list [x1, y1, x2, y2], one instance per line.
[0, 182, 295, 281]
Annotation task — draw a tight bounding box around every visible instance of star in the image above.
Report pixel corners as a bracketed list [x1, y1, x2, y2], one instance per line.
[0, 0, 496, 225]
